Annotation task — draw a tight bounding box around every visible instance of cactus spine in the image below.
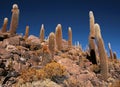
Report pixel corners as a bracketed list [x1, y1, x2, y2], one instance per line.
[48, 32, 55, 59]
[55, 24, 63, 51]
[40, 24, 44, 42]
[24, 26, 29, 39]
[95, 23, 108, 80]
[108, 43, 113, 59]
[88, 11, 97, 64]
[9, 4, 19, 34]
[1, 18, 8, 33]
[68, 27, 72, 48]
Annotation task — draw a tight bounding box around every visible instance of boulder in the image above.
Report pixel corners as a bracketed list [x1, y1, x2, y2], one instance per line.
[25, 35, 42, 50]
[0, 48, 12, 59]
[13, 79, 62, 87]
[6, 45, 17, 52]
[58, 58, 80, 75]
[2, 36, 21, 47]
[27, 35, 40, 44]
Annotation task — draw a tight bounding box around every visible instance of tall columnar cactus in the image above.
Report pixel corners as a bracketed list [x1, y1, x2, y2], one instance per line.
[113, 52, 117, 59]
[88, 11, 97, 64]
[55, 24, 63, 50]
[48, 32, 55, 58]
[1, 18, 8, 33]
[89, 36, 98, 64]
[108, 43, 113, 59]
[68, 27, 72, 48]
[24, 26, 29, 39]
[95, 23, 108, 80]
[89, 11, 95, 39]
[9, 4, 19, 34]
[40, 24, 44, 42]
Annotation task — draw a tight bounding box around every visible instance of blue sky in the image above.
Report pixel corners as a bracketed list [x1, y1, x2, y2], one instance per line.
[0, 0, 120, 58]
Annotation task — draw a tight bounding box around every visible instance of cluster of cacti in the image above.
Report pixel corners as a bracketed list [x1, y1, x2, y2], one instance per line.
[55, 24, 63, 51]
[9, 4, 19, 35]
[1, 18, 8, 33]
[108, 43, 118, 61]
[48, 32, 55, 59]
[0, 4, 119, 84]
[88, 11, 97, 64]
[68, 27, 72, 48]
[94, 23, 108, 80]
[40, 24, 45, 42]
[23, 26, 29, 39]
[88, 11, 109, 80]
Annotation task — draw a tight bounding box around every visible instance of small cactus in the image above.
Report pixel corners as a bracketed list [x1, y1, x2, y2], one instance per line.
[1, 17, 8, 33]
[108, 43, 113, 59]
[40, 24, 45, 42]
[48, 32, 55, 59]
[24, 26, 29, 39]
[42, 45, 52, 65]
[94, 23, 108, 80]
[68, 27, 72, 48]
[9, 4, 19, 34]
[55, 24, 63, 51]
[77, 41, 82, 51]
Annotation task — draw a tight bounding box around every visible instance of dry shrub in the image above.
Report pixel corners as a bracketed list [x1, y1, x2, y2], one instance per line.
[20, 68, 37, 82]
[109, 80, 120, 87]
[19, 62, 67, 83]
[43, 62, 67, 79]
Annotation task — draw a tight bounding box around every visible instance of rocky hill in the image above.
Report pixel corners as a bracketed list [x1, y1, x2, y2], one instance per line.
[0, 4, 120, 87]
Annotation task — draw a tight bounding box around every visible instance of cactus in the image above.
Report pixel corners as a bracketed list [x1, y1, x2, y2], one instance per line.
[55, 24, 63, 51]
[89, 38, 96, 51]
[74, 41, 77, 48]
[94, 23, 108, 80]
[9, 4, 19, 34]
[77, 41, 82, 51]
[88, 11, 97, 64]
[40, 24, 44, 42]
[1, 18, 8, 33]
[108, 43, 113, 59]
[42, 45, 52, 65]
[89, 37, 97, 63]
[24, 26, 29, 39]
[113, 52, 117, 59]
[48, 32, 55, 59]
[89, 11, 95, 39]
[68, 27, 72, 48]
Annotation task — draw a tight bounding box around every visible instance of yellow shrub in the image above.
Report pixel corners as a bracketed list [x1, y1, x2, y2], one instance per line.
[19, 62, 67, 83]
[20, 68, 36, 82]
[43, 62, 67, 78]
